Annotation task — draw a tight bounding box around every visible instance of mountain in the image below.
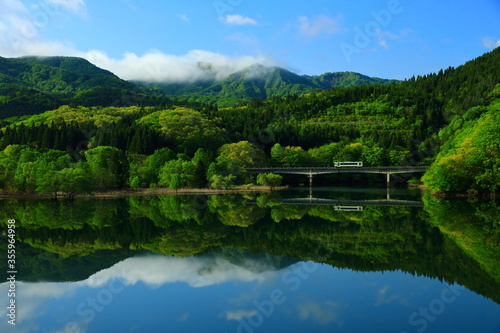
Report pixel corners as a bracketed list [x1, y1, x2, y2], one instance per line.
[0, 56, 135, 95]
[0, 56, 155, 119]
[138, 64, 398, 106]
[0, 56, 398, 118]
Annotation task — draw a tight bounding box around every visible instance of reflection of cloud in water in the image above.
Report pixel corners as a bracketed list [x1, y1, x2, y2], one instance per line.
[374, 284, 399, 306]
[297, 300, 344, 326]
[374, 284, 412, 307]
[178, 312, 191, 321]
[0, 282, 81, 333]
[225, 310, 258, 321]
[0, 254, 281, 332]
[50, 322, 87, 333]
[87, 255, 281, 288]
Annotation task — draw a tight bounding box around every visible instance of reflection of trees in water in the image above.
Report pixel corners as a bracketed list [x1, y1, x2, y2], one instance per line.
[0, 193, 499, 303]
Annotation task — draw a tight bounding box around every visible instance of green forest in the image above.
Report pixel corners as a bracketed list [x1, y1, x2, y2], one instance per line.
[0, 48, 499, 195]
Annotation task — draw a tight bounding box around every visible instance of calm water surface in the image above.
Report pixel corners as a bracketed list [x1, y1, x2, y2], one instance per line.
[0, 188, 499, 332]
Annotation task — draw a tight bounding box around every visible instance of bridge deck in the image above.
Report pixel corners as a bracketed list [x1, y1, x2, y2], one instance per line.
[245, 166, 428, 175]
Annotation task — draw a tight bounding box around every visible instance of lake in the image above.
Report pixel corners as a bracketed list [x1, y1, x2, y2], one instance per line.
[0, 187, 499, 333]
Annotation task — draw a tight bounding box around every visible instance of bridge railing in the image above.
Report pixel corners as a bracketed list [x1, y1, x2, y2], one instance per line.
[244, 166, 428, 171]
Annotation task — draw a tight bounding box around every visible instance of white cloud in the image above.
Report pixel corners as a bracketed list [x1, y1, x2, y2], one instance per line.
[0, 0, 28, 15]
[375, 29, 413, 50]
[220, 14, 258, 26]
[482, 37, 500, 49]
[0, 0, 37, 48]
[0, 35, 275, 83]
[298, 14, 341, 38]
[177, 13, 190, 23]
[225, 310, 258, 321]
[0, 1, 274, 83]
[0, 0, 87, 57]
[376, 30, 398, 50]
[43, 0, 87, 16]
[83, 49, 276, 83]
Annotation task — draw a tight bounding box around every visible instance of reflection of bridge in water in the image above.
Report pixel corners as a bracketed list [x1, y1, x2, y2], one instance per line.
[280, 197, 424, 208]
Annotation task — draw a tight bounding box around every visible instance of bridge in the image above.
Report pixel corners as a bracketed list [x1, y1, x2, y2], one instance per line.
[244, 166, 428, 188]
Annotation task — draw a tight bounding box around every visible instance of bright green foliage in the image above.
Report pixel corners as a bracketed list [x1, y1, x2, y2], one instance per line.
[85, 146, 127, 190]
[218, 141, 267, 167]
[129, 176, 142, 189]
[58, 165, 94, 200]
[146, 147, 176, 185]
[0, 144, 95, 198]
[333, 142, 363, 162]
[271, 144, 313, 166]
[209, 174, 237, 189]
[256, 173, 283, 190]
[0, 145, 28, 190]
[361, 145, 386, 166]
[208, 194, 266, 226]
[158, 159, 197, 189]
[127, 154, 151, 189]
[206, 156, 245, 188]
[423, 86, 500, 192]
[35, 152, 73, 197]
[139, 107, 227, 154]
[308, 142, 343, 166]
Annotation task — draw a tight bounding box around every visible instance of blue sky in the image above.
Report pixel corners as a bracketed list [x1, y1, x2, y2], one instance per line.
[0, 0, 499, 82]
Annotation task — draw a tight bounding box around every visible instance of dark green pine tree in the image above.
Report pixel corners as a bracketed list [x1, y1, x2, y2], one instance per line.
[41, 126, 57, 149]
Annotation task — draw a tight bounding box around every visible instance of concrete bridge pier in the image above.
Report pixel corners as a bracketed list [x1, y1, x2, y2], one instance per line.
[307, 173, 312, 199]
[386, 173, 391, 200]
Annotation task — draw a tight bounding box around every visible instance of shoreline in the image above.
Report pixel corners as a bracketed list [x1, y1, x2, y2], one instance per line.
[410, 184, 499, 199]
[1, 185, 497, 200]
[0, 186, 288, 199]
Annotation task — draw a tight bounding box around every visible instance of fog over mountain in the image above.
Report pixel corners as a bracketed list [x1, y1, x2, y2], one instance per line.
[84, 49, 278, 84]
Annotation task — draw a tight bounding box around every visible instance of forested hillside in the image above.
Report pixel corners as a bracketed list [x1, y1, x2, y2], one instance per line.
[0, 56, 394, 117]
[139, 64, 397, 106]
[0, 56, 174, 118]
[0, 48, 499, 195]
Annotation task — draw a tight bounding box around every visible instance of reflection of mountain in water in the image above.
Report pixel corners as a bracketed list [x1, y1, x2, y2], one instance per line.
[216, 248, 299, 273]
[6, 246, 298, 284]
[0, 193, 499, 303]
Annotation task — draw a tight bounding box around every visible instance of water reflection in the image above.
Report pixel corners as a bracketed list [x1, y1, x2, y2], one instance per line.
[0, 189, 499, 332]
[0, 253, 498, 333]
